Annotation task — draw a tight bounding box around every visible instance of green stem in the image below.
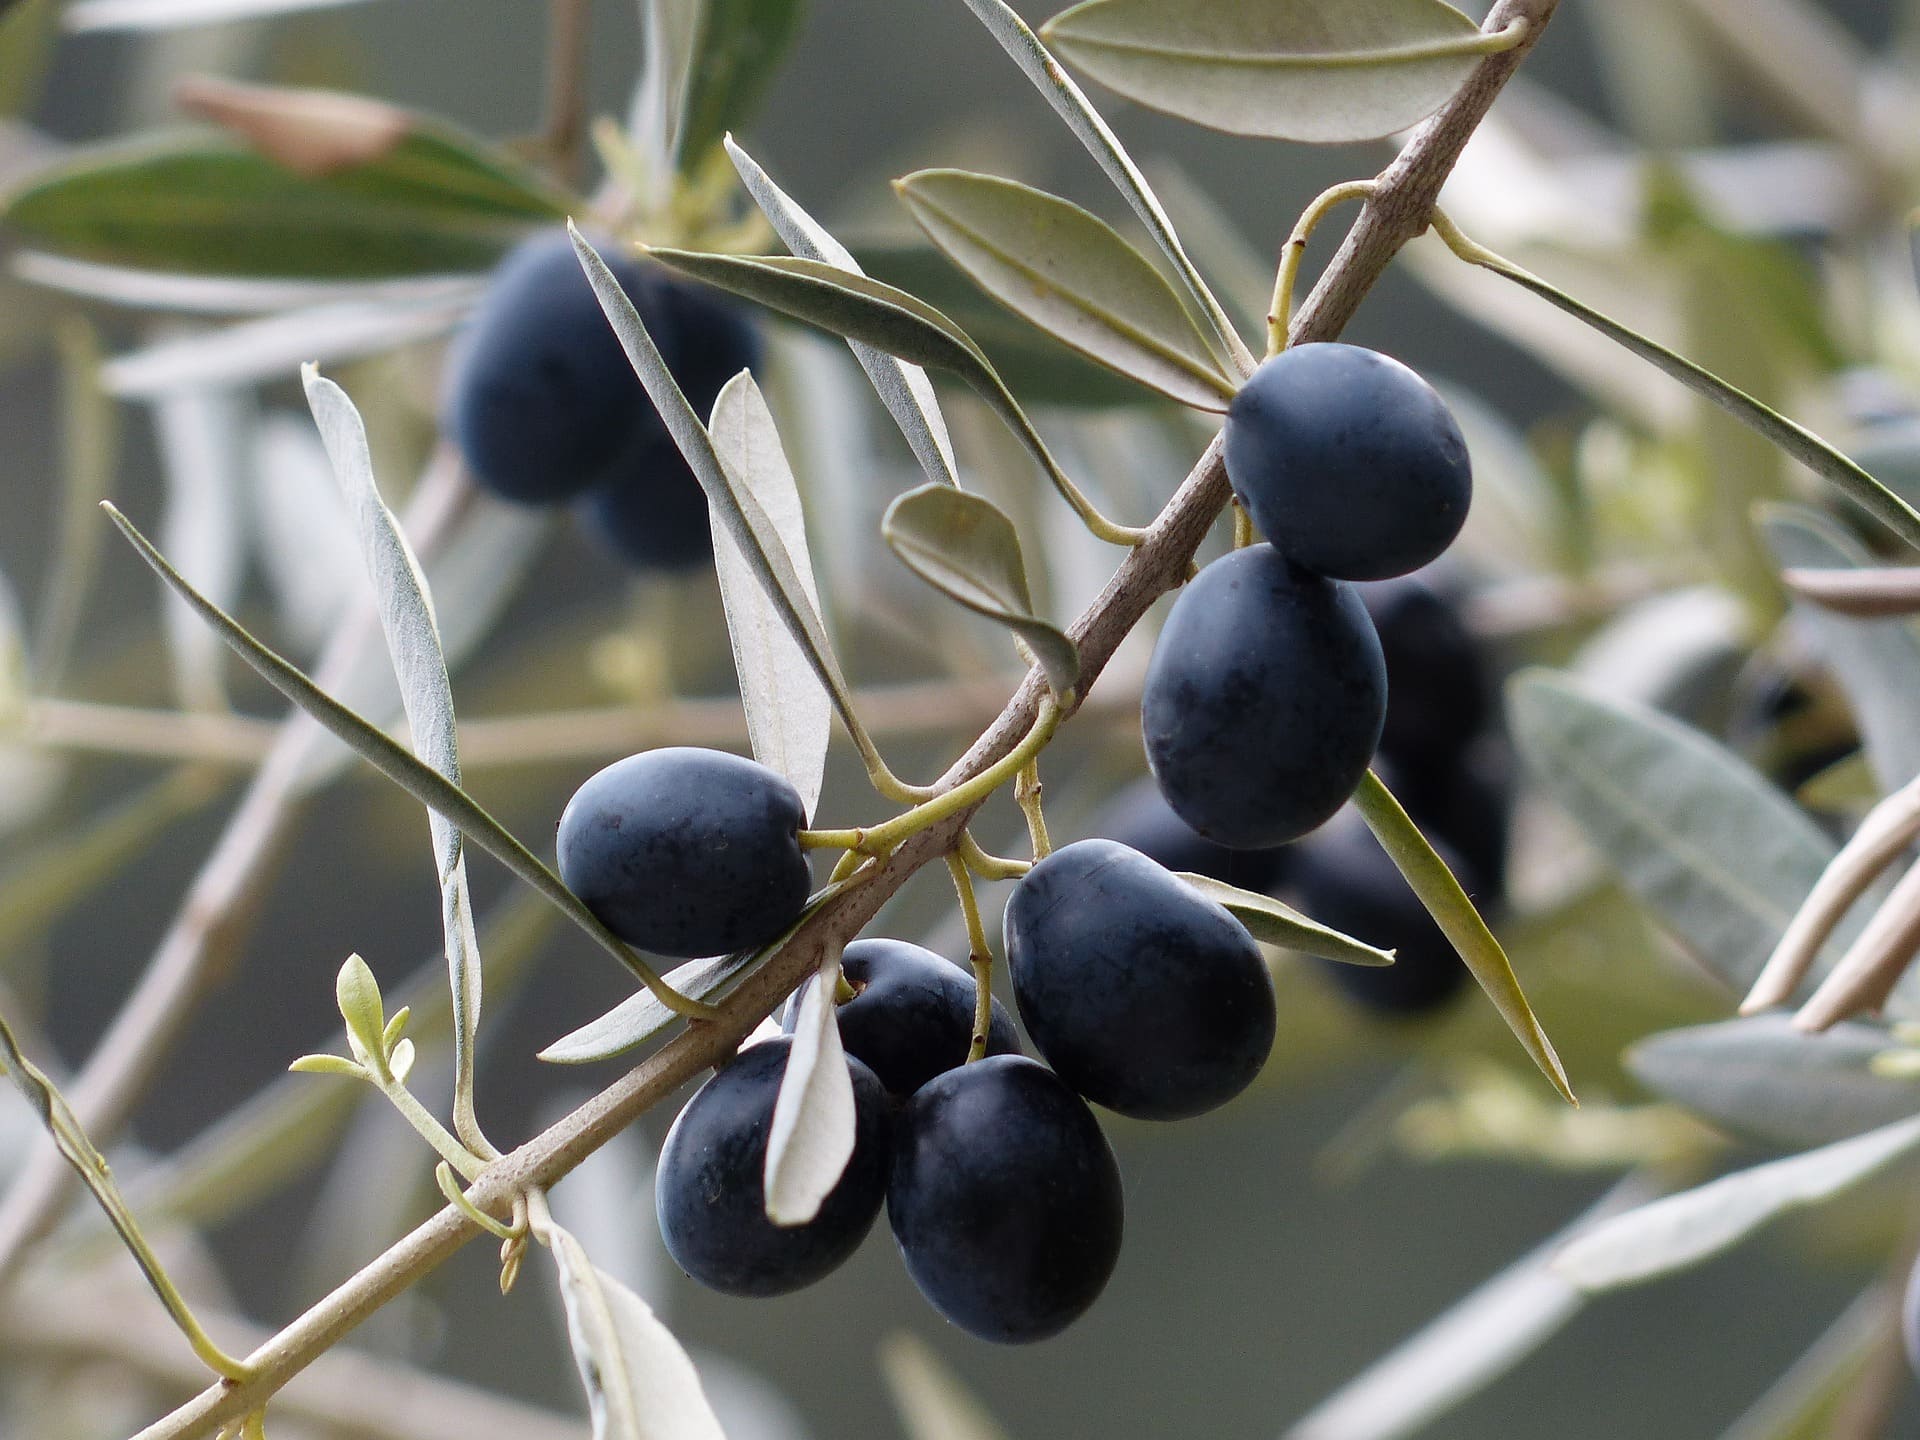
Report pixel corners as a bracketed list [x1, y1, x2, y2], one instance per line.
[1232, 498, 1256, 550]
[1268, 180, 1377, 355]
[1349, 768, 1575, 1106]
[377, 1076, 487, 1183]
[854, 698, 1063, 857]
[799, 828, 865, 851]
[1015, 760, 1052, 860]
[958, 832, 1032, 881]
[1424, 206, 1920, 555]
[946, 854, 998, 1063]
[434, 1162, 519, 1239]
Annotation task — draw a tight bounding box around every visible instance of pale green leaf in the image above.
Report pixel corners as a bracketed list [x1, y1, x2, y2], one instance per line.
[387, 1038, 417, 1085]
[1174, 871, 1394, 967]
[725, 136, 960, 487]
[334, 954, 387, 1067]
[1550, 1113, 1920, 1291]
[1508, 670, 1844, 995]
[764, 947, 855, 1226]
[65, 0, 381, 30]
[1760, 503, 1920, 792]
[544, 1221, 727, 1440]
[537, 953, 758, 1065]
[956, 0, 1254, 374]
[896, 169, 1237, 410]
[708, 371, 831, 820]
[1041, 0, 1492, 143]
[882, 484, 1080, 698]
[287, 1054, 365, 1078]
[1628, 1016, 1920, 1150]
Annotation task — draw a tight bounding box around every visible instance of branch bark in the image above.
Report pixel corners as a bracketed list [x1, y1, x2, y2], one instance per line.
[128, 5, 1560, 1433]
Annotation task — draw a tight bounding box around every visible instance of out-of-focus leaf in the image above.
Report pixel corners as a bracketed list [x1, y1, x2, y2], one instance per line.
[1040, 0, 1492, 143]
[956, 0, 1253, 374]
[882, 483, 1079, 697]
[14, 254, 484, 315]
[1551, 1113, 1920, 1291]
[856, 242, 1158, 408]
[671, 0, 804, 171]
[1628, 1015, 1920, 1149]
[1175, 872, 1394, 967]
[895, 169, 1237, 410]
[36, 317, 117, 691]
[1760, 504, 1920, 793]
[726, 136, 960, 487]
[153, 381, 248, 711]
[1848, 418, 1920, 511]
[708, 372, 831, 820]
[5, 125, 567, 278]
[1508, 670, 1843, 995]
[879, 1332, 1016, 1440]
[305, 367, 489, 1145]
[1285, 1174, 1659, 1440]
[544, 1220, 728, 1440]
[249, 410, 359, 656]
[0, 0, 56, 118]
[764, 947, 854, 1225]
[65, 0, 382, 30]
[101, 282, 482, 398]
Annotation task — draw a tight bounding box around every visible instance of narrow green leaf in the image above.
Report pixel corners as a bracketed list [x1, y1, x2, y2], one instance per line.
[765, 947, 855, 1225]
[334, 954, 387, 1067]
[857, 242, 1159, 408]
[1759, 503, 1920, 793]
[882, 484, 1080, 698]
[101, 503, 688, 1006]
[1628, 1016, 1920, 1150]
[1042, 0, 1493, 143]
[726, 137, 961, 486]
[1438, 219, 1920, 553]
[1351, 770, 1574, 1104]
[671, 0, 805, 171]
[1175, 872, 1394, 967]
[957, 0, 1254, 374]
[305, 366, 487, 1146]
[4, 124, 569, 278]
[574, 230, 883, 768]
[642, 245, 1122, 536]
[708, 372, 832, 820]
[1508, 670, 1846, 996]
[1550, 1113, 1920, 1291]
[896, 169, 1237, 411]
[543, 1221, 728, 1440]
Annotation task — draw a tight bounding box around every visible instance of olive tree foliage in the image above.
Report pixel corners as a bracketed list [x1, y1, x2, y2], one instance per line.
[0, 0, 1916, 1436]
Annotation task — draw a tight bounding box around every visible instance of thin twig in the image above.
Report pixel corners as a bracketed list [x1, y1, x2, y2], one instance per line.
[1794, 856, 1920, 1031]
[128, 6, 1561, 1431]
[540, 0, 592, 187]
[1781, 566, 1920, 618]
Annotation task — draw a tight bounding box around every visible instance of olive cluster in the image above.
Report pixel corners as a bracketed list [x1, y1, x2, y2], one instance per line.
[555, 753, 1280, 1342]
[441, 229, 760, 570]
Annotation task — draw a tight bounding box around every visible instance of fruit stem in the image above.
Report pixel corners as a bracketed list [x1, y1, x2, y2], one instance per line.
[946, 853, 998, 1063]
[958, 832, 1033, 880]
[1267, 180, 1377, 356]
[854, 697, 1064, 857]
[1015, 761, 1052, 860]
[798, 828, 866, 851]
[1231, 498, 1255, 550]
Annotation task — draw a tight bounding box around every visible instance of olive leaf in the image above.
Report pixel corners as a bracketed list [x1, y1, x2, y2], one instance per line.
[642, 244, 1124, 540]
[305, 366, 488, 1148]
[882, 484, 1080, 698]
[543, 1220, 728, 1440]
[4, 123, 567, 278]
[573, 229, 889, 771]
[1285, 1174, 1659, 1440]
[64, 0, 381, 29]
[764, 945, 856, 1225]
[1759, 503, 1920, 793]
[333, 954, 387, 1069]
[706, 371, 832, 820]
[956, 0, 1254, 375]
[895, 169, 1239, 411]
[1628, 1016, 1920, 1150]
[725, 136, 961, 487]
[669, 0, 805, 172]
[1508, 670, 1848, 997]
[537, 955, 759, 1066]
[1550, 1113, 1920, 1292]
[1174, 872, 1394, 968]
[879, 1332, 1017, 1440]
[1040, 0, 1496, 144]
